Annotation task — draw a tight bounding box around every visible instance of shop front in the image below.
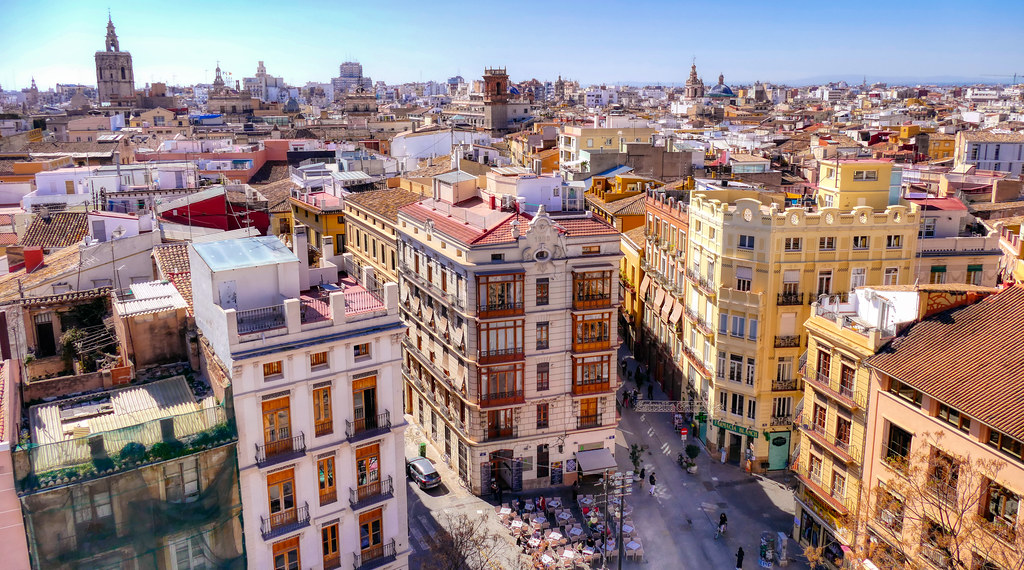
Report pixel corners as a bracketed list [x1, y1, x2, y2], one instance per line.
[794, 492, 847, 568]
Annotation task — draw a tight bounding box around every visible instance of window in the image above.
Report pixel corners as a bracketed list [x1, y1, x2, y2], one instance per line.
[852, 235, 869, 250]
[718, 390, 727, 412]
[835, 417, 851, 448]
[267, 468, 296, 529]
[729, 354, 743, 383]
[310, 351, 328, 369]
[731, 315, 745, 338]
[745, 358, 755, 386]
[831, 471, 846, 501]
[884, 267, 899, 285]
[263, 361, 283, 380]
[747, 399, 756, 420]
[850, 267, 866, 290]
[572, 355, 611, 393]
[738, 235, 755, 249]
[937, 403, 971, 434]
[262, 396, 292, 455]
[536, 278, 549, 305]
[736, 266, 752, 291]
[748, 318, 758, 341]
[573, 312, 610, 349]
[967, 264, 983, 286]
[813, 403, 827, 431]
[582, 246, 600, 255]
[886, 234, 903, 249]
[929, 450, 959, 504]
[853, 170, 878, 181]
[929, 265, 947, 284]
[884, 423, 913, 469]
[887, 378, 922, 407]
[537, 444, 550, 478]
[537, 362, 549, 391]
[479, 273, 525, 313]
[354, 343, 371, 359]
[982, 481, 1020, 538]
[773, 397, 792, 419]
[481, 363, 524, 400]
[273, 537, 300, 570]
[784, 237, 802, 252]
[356, 443, 381, 493]
[717, 351, 727, 379]
[322, 523, 340, 569]
[536, 322, 549, 349]
[987, 429, 1024, 460]
[170, 534, 210, 569]
[165, 457, 199, 503]
[479, 319, 525, 359]
[491, 253, 505, 262]
[719, 313, 728, 334]
[359, 508, 384, 554]
[318, 456, 337, 505]
[816, 270, 832, 296]
[573, 270, 611, 308]
[731, 393, 744, 416]
[314, 386, 333, 437]
[819, 236, 835, 251]
[537, 403, 549, 429]
[920, 218, 936, 238]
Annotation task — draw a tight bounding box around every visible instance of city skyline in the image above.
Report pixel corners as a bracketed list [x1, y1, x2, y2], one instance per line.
[4, 0, 1024, 91]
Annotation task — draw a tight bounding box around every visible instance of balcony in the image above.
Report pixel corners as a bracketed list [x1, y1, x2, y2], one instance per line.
[573, 336, 611, 353]
[772, 377, 800, 391]
[800, 422, 862, 464]
[795, 465, 850, 516]
[355, 539, 397, 570]
[777, 292, 804, 306]
[324, 551, 341, 570]
[260, 502, 310, 541]
[478, 300, 524, 319]
[315, 418, 334, 438]
[577, 413, 602, 430]
[320, 486, 338, 506]
[770, 414, 793, 427]
[236, 304, 286, 334]
[345, 411, 392, 442]
[486, 425, 518, 442]
[255, 433, 306, 468]
[573, 293, 612, 311]
[349, 476, 394, 509]
[774, 335, 800, 348]
[479, 390, 525, 408]
[804, 368, 867, 409]
[572, 378, 611, 395]
[478, 347, 525, 364]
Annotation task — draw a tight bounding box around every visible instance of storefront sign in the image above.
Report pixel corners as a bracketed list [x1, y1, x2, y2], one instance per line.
[712, 419, 760, 438]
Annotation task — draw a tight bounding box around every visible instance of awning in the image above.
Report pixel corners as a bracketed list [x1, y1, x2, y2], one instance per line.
[638, 275, 651, 297]
[661, 297, 675, 320]
[653, 287, 666, 309]
[669, 300, 684, 324]
[575, 448, 616, 475]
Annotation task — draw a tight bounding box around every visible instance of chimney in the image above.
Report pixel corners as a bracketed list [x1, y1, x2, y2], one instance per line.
[24, 247, 44, 273]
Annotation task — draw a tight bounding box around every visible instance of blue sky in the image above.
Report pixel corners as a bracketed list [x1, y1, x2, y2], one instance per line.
[3, 0, 1024, 90]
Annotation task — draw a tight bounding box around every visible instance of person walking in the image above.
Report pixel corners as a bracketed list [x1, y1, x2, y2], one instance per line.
[715, 512, 728, 539]
[638, 467, 646, 490]
[735, 546, 745, 569]
[647, 383, 653, 400]
[648, 472, 656, 495]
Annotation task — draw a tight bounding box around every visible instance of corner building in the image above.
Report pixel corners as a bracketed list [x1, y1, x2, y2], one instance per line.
[398, 170, 622, 494]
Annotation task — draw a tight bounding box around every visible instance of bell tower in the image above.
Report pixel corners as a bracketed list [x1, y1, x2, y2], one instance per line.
[483, 68, 509, 104]
[95, 14, 135, 105]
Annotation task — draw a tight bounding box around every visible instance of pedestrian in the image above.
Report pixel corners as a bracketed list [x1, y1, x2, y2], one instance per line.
[571, 479, 580, 503]
[647, 383, 653, 400]
[639, 466, 646, 489]
[490, 480, 500, 503]
[735, 546, 745, 570]
[648, 472, 656, 495]
[720, 447, 727, 464]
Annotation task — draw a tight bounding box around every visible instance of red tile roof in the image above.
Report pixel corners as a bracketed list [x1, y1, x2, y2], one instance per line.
[399, 203, 488, 244]
[20, 212, 88, 249]
[868, 286, 1024, 440]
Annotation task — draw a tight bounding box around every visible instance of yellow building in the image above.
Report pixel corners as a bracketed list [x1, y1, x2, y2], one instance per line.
[619, 225, 646, 351]
[343, 188, 423, 283]
[680, 177, 919, 469]
[815, 159, 899, 211]
[558, 126, 658, 168]
[585, 174, 658, 232]
[926, 133, 955, 160]
[128, 107, 191, 137]
[290, 191, 346, 257]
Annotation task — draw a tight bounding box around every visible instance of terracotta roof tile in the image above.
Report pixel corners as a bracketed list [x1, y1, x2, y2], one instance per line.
[152, 243, 193, 314]
[20, 212, 87, 249]
[346, 188, 424, 222]
[252, 178, 299, 213]
[867, 286, 1024, 440]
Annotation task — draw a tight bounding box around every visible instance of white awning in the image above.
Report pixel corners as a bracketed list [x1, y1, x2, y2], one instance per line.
[575, 448, 616, 475]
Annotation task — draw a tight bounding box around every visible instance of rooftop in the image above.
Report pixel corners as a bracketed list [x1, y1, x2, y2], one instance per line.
[905, 196, 968, 211]
[959, 131, 1024, 143]
[192, 235, 298, 272]
[152, 243, 193, 314]
[20, 212, 88, 249]
[868, 285, 1024, 440]
[114, 280, 188, 317]
[345, 188, 423, 222]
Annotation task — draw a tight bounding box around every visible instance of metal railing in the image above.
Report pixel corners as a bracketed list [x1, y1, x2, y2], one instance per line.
[777, 292, 804, 306]
[478, 301, 524, 314]
[479, 390, 525, 407]
[236, 304, 286, 333]
[572, 377, 611, 395]
[320, 486, 338, 506]
[577, 413, 602, 429]
[255, 433, 306, 467]
[260, 502, 310, 540]
[770, 414, 793, 427]
[345, 411, 391, 441]
[801, 422, 862, 464]
[485, 426, 518, 442]
[478, 347, 525, 362]
[804, 368, 867, 409]
[315, 418, 334, 438]
[300, 296, 331, 324]
[349, 476, 394, 508]
[354, 539, 397, 569]
[772, 377, 799, 391]
[774, 335, 800, 348]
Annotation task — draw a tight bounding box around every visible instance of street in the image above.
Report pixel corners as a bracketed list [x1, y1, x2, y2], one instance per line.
[404, 344, 810, 569]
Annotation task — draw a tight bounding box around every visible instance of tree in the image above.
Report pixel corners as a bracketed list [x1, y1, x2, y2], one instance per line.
[429, 511, 526, 570]
[805, 433, 1024, 570]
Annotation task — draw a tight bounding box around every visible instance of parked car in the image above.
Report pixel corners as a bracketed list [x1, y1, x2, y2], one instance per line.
[407, 457, 441, 490]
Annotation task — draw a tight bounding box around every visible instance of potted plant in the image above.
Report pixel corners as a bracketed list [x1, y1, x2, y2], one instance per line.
[685, 444, 700, 474]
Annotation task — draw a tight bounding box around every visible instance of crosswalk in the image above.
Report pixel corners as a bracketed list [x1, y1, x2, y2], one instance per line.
[409, 514, 438, 552]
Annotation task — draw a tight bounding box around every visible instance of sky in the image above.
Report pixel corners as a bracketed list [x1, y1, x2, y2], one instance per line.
[3, 0, 1024, 91]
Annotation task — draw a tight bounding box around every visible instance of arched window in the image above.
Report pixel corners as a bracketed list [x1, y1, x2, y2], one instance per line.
[120, 67, 126, 80]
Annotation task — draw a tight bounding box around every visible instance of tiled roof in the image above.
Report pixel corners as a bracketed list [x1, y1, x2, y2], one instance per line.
[248, 160, 290, 184]
[152, 243, 193, 314]
[608, 194, 647, 216]
[251, 178, 298, 213]
[0, 244, 82, 304]
[960, 131, 1024, 143]
[867, 285, 1024, 440]
[20, 212, 87, 249]
[346, 188, 423, 222]
[622, 225, 647, 249]
[550, 216, 620, 238]
[399, 203, 487, 245]
[472, 213, 533, 245]
[406, 155, 454, 179]
[0, 232, 18, 246]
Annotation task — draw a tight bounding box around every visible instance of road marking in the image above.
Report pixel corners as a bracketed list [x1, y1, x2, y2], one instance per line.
[409, 522, 431, 551]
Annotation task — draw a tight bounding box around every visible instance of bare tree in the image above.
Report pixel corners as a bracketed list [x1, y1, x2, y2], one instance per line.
[429, 511, 525, 570]
[805, 433, 1024, 569]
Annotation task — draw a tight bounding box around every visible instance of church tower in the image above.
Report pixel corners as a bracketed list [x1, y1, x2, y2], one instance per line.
[94, 14, 135, 106]
[684, 62, 705, 100]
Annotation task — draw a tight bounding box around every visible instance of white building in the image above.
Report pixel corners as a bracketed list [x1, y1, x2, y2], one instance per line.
[398, 171, 622, 495]
[389, 127, 491, 172]
[191, 229, 410, 570]
[954, 131, 1024, 177]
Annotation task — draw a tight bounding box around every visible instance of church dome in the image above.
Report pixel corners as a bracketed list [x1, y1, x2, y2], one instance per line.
[707, 73, 734, 98]
[283, 97, 300, 113]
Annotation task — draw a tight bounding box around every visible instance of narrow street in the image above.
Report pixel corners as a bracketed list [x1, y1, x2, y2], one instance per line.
[403, 342, 810, 569]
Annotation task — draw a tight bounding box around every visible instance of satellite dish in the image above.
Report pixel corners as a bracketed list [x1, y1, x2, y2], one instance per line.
[112, 225, 126, 239]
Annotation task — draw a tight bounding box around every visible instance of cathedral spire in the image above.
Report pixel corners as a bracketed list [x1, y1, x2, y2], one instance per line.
[105, 14, 119, 52]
